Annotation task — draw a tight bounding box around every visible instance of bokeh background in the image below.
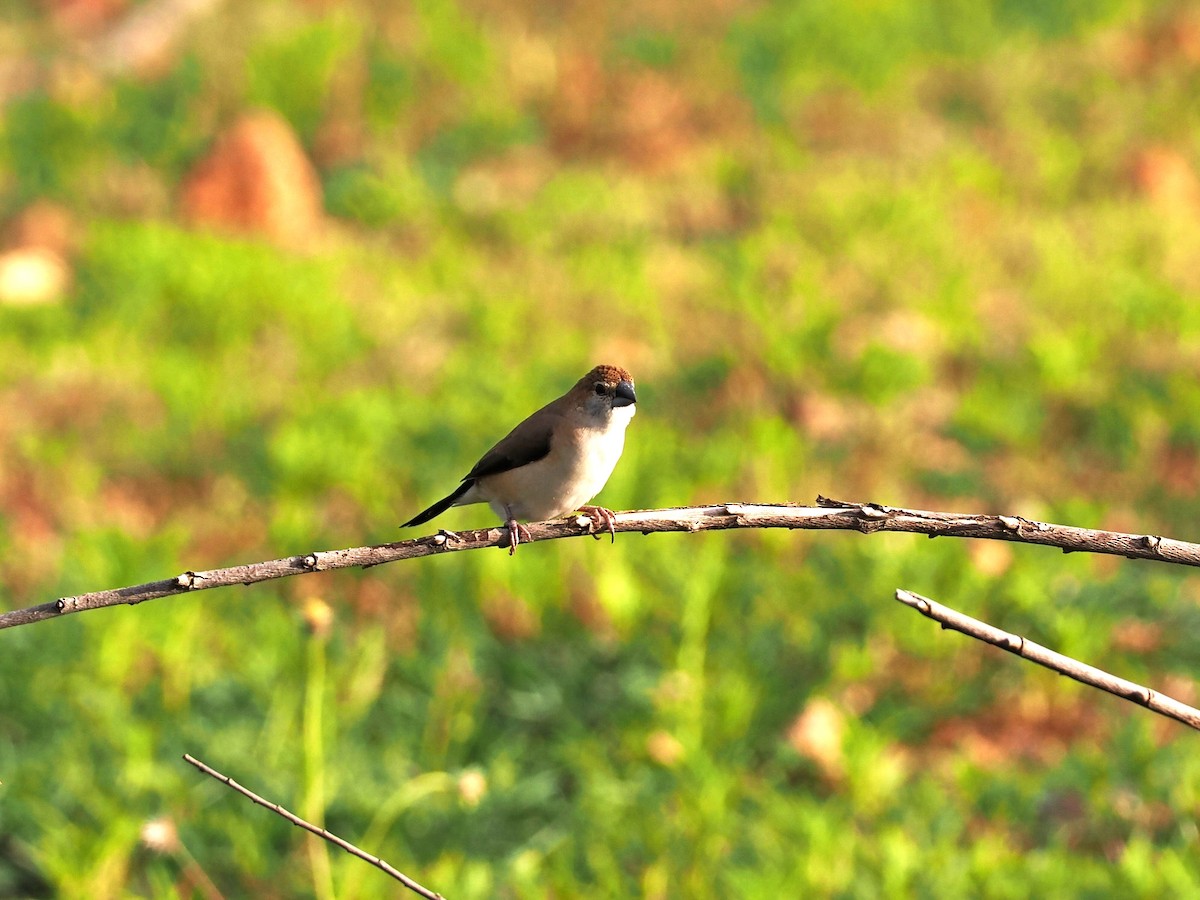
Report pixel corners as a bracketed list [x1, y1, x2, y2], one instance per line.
[3, 0, 1200, 896]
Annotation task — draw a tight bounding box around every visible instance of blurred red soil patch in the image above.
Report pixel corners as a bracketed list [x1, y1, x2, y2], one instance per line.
[1116, 6, 1200, 75]
[548, 52, 699, 171]
[926, 689, 1108, 769]
[181, 110, 324, 246]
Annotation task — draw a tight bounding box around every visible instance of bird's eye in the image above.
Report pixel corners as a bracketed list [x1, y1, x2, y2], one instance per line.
[594, 383, 608, 396]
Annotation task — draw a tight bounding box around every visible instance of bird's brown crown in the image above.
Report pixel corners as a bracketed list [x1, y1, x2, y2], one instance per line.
[585, 364, 634, 387]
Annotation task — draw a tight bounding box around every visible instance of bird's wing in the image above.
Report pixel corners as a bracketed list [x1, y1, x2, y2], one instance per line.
[462, 415, 556, 481]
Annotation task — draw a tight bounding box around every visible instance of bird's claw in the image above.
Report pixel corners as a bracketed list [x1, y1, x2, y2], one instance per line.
[579, 505, 618, 543]
[506, 518, 532, 555]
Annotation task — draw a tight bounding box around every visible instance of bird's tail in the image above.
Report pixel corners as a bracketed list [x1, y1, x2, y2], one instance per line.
[401, 481, 473, 528]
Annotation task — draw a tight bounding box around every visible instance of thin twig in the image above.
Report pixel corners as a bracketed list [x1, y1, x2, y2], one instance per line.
[182, 754, 443, 900]
[4, 501, 1199, 630]
[895, 589, 1200, 731]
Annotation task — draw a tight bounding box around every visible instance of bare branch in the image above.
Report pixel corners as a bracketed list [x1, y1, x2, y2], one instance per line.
[895, 589, 1200, 731]
[182, 754, 443, 900]
[4, 501, 1199, 630]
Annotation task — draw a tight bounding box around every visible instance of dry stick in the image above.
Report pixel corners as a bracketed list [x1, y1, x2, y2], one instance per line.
[5, 500, 1200, 630]
[182, 754, 443, 900]
[896, 590, 1200, 731]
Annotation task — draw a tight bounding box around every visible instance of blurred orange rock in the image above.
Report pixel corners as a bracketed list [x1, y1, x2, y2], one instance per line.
[181, 111, 324, 246]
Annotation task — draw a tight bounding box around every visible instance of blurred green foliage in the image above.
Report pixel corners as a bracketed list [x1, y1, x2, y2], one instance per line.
[3, 0, 1200, 896]
[247, 17, 361, 143]
[3, 93, 91, 203]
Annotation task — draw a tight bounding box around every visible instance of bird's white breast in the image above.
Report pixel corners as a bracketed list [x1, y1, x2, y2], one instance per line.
[477, 404, 634, 521]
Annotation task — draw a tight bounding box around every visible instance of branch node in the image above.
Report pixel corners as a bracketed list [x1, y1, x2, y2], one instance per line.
[852, 504, 889, 533]
[998, 515, 1021, 532]
[1139, 534, 1163, 554]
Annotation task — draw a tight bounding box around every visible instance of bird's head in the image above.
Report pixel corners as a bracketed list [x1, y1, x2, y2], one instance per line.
[571, 364, 637, 424]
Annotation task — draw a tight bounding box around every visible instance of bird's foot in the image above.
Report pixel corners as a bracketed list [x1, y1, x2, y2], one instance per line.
[436, 528, 462, 543]
[505, 518, 533, 555]
[578, 505, 618, 543]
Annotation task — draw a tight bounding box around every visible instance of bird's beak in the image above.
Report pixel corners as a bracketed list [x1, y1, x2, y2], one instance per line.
[613, 380, 637, 408]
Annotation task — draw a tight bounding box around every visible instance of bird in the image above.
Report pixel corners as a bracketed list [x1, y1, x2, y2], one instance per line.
[402, 364, 637, 554]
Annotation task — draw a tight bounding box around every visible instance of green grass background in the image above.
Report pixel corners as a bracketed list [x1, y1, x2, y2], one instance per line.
[3, 0, 1200, 896]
